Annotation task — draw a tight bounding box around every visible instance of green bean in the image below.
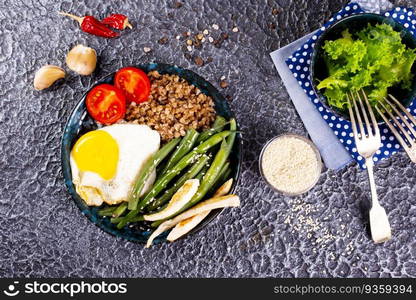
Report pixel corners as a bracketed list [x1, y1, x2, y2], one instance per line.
[151, 119, 237, 227]
[128, 137, 180, 210]
[98, 206, 117, 217]
[116, 210, 145, 228]
[111, 204, 142, 226]
[113, 209, 139, 229]
[196, 116, 227, 144]
[147, 154, 211, 212]
[220, 168, 232, 186]
[116, 131, 231, 228]
[183, 140, 232, 208]
[186, 119, 236, 207]
[113, 202, 128, 217]
[136, 162, 210, 216]
[208, 162, 231, 196]
[160, 129, 199, 176]
[135, 131, 231, 212]
[128, 164, 217, 224]
[146, 161, 210, 214]
[190, 130, 231, 154]
[195, 165, 210, 181]
[129, 215, 145, 223]
[150, 203, 168, 214]
[110, 216, 122, 224]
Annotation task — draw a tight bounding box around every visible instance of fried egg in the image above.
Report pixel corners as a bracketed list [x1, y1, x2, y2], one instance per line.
[70, 124, 160, 206]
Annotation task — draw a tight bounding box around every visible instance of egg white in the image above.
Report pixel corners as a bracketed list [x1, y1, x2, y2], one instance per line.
[70, 124, 160, 206]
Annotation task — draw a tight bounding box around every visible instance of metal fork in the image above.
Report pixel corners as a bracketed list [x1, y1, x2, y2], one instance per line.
[347, 90, 392, 244]
[376, 94, 416, 163]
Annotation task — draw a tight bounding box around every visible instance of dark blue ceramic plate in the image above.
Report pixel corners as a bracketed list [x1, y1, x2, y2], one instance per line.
[61, 63, 242, 244]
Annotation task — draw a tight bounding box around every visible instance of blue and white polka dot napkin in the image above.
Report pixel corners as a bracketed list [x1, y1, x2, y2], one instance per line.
[285, 2, 416, 168]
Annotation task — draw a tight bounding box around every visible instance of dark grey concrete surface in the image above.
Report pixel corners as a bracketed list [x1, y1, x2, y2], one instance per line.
[1, 0, 416, 278]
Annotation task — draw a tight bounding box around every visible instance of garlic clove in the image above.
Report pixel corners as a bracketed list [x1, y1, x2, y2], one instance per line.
[66, 44, 97, 76]
[33, 65, 65, 91]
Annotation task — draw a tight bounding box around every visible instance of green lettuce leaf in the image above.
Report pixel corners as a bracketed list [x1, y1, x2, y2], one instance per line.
[317, 23, 415, 110]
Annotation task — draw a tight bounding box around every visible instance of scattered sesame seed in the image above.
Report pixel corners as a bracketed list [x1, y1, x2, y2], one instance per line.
[203, 29, 209, 35]
[176, 35, 181, 40]
[232, 27, 239, 32]
[208, 36, 214, 43]
[186, 39, 193, 45]
[212, 24, 219, 30]
[220, 75, 226, 80]
[143, 47, 152, 53]
[283, 197, 340, 251]
[201, 37, 206, 43]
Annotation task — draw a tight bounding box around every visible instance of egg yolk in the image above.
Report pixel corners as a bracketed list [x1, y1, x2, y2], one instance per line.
[71, 130, 119, 180]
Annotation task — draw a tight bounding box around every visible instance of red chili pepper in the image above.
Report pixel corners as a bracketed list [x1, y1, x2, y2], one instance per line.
[102, 14, 133, 30]
[59, 11, 119, 38]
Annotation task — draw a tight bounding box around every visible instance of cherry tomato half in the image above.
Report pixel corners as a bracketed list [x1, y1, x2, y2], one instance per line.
[114, 67, 151, 103]
[86, 84, 126, 125]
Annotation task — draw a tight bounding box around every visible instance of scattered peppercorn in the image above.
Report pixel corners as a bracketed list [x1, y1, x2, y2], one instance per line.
[194, 56, 204, 66]
[220, 80, 228, 88]
[213, 40, 220, 47]
[172, 1, 183, 8]
[158, 37, 169, 44]
[212, 32, 229, 48]
[193, 38, 202, 49]
[184, 53, 192, 60]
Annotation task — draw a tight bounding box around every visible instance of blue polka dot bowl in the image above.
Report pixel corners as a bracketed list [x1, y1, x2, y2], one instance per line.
[310, 13, 416, 122]
[61, 63, 242, 244]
